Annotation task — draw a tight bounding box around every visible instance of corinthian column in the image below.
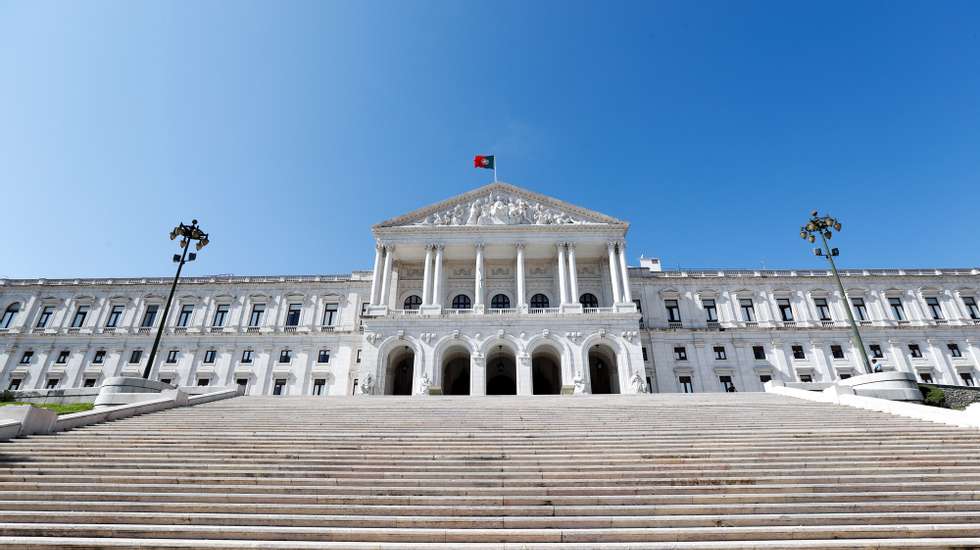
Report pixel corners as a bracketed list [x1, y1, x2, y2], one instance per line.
[369, 242, 384, 305]
[607, 241, 622, 304]
[474, 243, 485, 309]
[432, 245, 444, 307]
[379, 244, 395, 308]
[515, 243, 526, 309]
[421, 244, 434, 306]
[567, 242, 579, 304]
[618, 241, 632, 303]
[557, 243, 568, 306]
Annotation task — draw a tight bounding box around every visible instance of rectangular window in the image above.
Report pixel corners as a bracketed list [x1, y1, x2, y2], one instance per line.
[93, 350, 105, 364]
[285, 303, 302, 327]
[318, 349, 330, 363]
[839, 373, 852, 379]
[673, 346, 687, 361]
[203, 350, 216, 364]
[889, 297, 906, 321]
[925, 297, 944, 320]
[141, 305, 159, 328]
[312, 378, 326, 396]
[713, 346, 727, 360]
[45, 378, 58, 390]
[851, 298, 868, 321]
[0, 306, 15, 328]
[799, 374, 813, 383]
[870, 344, 884, 358]
[71, 305, 89, 328]
[679, 375, 693, 393]
[105, 305, 124, 328]
[176, 304, 194, 327]
[8, 379, 21, 391]
[356, 349, 362, 363]
[909, 344, 922, 358]
[702, 299, 717, 322]
[83, 378, 97, 388]
[20, 351, 33, 364]
[641, 347, 648, 361]
[56, 350, 70, 364]
[236, 378, 249, 392]
[249, 304, 265, 327]
[195, 378, 209, 387]
[792, 345, 806, 360]
[814, 298, 832, 321]
[665, 299, 681, 322]
[830, 345, 845, 360]
[919, 372, 933, 383]
[212, 304, 229, 327]
[160, 378, 172, 385]
[960, 372, 975, 387]
[273, 378, 286, 396]
[241, 350, 253, 364]
[759, 374, 772, 383]
[719, 375, 735, 392]
[777, 298, 794, 321]
[964, 297, 980, 320]
[36, 306, 54, 328]
[948, 343, 962, 358]
[322, 303, 338, 326]
[739, 299, 755, 322]
[129, 350, 143, 364]
[633, 299, 642, 312]
[279, 349, 292, 363]
[752, 346, 766, 360]
[166, 350, 179, 364]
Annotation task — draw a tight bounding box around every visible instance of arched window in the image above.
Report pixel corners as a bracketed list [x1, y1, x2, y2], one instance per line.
[490, 294, 511, 309]
[451, 294, 472, 309]
[1, 303, 20, 329]
[579, 293, 599, 308]
[530, 294, 550, 308]
[403, 295, 422, 310]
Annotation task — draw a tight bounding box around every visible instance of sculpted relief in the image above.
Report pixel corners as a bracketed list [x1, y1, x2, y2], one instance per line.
[415, 192, 602, 226]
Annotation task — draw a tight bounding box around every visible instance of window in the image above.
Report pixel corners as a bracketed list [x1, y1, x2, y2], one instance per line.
[36, 306, 54, 328]
[20, 351, 33, 364]
[451, 294, 472, 309]
[93, 350, 105, 364]
[839, 373, 851, 380]
[212, 304, 229, 327]
[83, 378, 97, 388]
[236, 378, 249, 392]
[919, 372, 933, 383]
[312, 378, 326, 396]
[752, 346, 766, 360]
[633, 299, 643, 312]
[739, 299, 755, 322]
[713, 346, 727, 360]
[166, 350, 179, 364]
[799, 374, 813, 383]
[529, 294, 549, 308]
[964, 297, 979, 320]
[870, 344, 884, 358]
[720, 375, 736, 392]
[403, 295, 423, 310]
[851, 298, 868, 321]
[141, 305, 159, 328]
[579, 293, 598, 308]
[490, 294, 510, 309]
[176, 304, 194, 327]
[641, 347, 648, 361]
[318, 349, 330, 363]
[702, 299, 718, 322]
[285, 303, 302, 326]
[197, 378, 209, 387]
[241, 350, 253, 364]
[830, 345, 845, 360]
[792, 345, 806, 360]
[889, 297, 906, 321]
[56, 350, 69, 364]
[248, 304, 265, 327]
[949, 344, 962, 358]
[105, 305, 124, 328]
[908, 344, 922, 358]
[1, 303, 20, 328]
[679, 376, 693, 393]
[45, 378, 58, 390]
[814, 298, 832, 321]
[322, 303, 338, 326]
[759, 374, 772, 383]
[203, 350, 216, 364]
[925, 297, 944, 320]
[279, 349, 292, 363]
[129, 350, 142, 364]
[960, 372, 975, 387]
[160, 378, 172, 385]
[356, 349, 362, 363]
[665, 299, 681, 322]
[71, 305, 89, 328]
[777, 299, 793, 322]
[673, 346, 687, 361]
[8, 379, 21, 391]
[273, 378, 286, 396]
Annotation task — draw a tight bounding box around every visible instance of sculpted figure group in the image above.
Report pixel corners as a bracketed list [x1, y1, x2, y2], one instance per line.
[416, 193, 594, 226]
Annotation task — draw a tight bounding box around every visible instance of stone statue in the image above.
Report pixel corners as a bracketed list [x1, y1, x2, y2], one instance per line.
[416, 373, 431, 396]
[359, 374, 374, 395]
[630, 371, 647, 394]
[573, 371, 586, 395]
[414, 191, 599, 227]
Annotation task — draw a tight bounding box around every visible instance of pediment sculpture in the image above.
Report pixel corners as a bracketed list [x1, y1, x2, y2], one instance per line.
[414, 192, 603, 226]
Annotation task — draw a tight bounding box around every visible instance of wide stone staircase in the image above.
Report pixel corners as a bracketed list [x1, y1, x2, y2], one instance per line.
[0, 393, 979, 549]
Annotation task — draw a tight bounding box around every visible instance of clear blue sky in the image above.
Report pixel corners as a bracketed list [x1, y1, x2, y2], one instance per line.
[2, 1, 978, 279]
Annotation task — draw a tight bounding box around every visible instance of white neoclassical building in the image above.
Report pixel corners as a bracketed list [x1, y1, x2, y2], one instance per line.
[1, 183, 979, 397]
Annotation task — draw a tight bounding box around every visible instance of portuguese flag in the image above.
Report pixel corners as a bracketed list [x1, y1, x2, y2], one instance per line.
[473, 155, 495, 170]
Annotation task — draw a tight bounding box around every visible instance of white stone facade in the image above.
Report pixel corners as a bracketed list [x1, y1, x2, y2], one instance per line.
[1, 183, 978, 396]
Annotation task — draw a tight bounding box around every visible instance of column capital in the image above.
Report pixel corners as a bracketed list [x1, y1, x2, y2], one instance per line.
[383, 243, 396, 252]
[434, 243, 445, 250]
[514, 242, 525, 250]
[617, 240, 627, 249]
[375, 241, 385, 251]
[607, 241, 618, 251]
[474, 242, 485, 250]
[424, 243, 434, 250]
[566, 241, 576, 250]
[556, 242, 567, 251]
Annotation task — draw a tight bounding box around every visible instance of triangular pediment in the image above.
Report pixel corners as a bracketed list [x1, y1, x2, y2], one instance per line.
[374, 182, 627, 230]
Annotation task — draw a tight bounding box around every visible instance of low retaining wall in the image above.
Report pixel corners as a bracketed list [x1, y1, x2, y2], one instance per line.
[5, 387, 101, 405]
[921, 384, 980, 410]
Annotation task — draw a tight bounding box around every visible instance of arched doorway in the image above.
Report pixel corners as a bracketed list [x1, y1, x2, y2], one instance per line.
[531, 345, 562, 394]
[588, 344, 620, 394]
[385, 346, 415, 395]
[486, 345, 517, 395]
[442, 346, 471, 395]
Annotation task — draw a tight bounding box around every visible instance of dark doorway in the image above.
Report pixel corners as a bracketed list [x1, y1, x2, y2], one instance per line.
[385, 348, 414, 395]
[443, 350, 471, 395]
[588, 345, 620, 394]
[532, 349, 562, 394]
[486, 348, 517, 395]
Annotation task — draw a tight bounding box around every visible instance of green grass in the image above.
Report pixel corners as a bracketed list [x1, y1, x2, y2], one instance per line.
[0, 402, 94, 415]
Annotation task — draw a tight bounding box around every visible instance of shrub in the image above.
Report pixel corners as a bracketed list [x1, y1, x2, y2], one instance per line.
[0, 390, 13, 403]
[919, 384, 946, 408]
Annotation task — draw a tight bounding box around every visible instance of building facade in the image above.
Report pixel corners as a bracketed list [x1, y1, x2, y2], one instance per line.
[2, 183, 979, 396]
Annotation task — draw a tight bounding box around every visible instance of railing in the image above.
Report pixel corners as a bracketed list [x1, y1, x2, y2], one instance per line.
[445, 308, 474, 315]
[934, 319, 949, 325]
[389, 309, 419, 316]
[782, 321, 797, 327]
[318, 325, 335, 332]
[174, 327, 187, 334]
[819, 320, 834, 328]
[283, 326, 298, 333]
[245, 326, 260, 333]
[137, 327, 152, 335]
[66, 327, 80, 334]
[668, 321, 683, 329]
[528, 308, 560, 314]
[486, 308, 517, 315]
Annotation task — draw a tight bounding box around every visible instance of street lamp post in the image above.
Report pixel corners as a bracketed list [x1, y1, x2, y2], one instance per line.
[799, 211, 872, 374]
[143, 220, 210, 379]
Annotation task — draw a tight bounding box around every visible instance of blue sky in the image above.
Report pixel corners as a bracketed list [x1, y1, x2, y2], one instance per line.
[2, 1, 978, 278]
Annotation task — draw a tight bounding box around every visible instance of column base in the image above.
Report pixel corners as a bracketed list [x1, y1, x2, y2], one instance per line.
[419, 305, 443, 316]
[560, 304, 583, 314]
[614, 303, 638, 313]
[473, 305, 486, 314]
[365, 305, 388, 317]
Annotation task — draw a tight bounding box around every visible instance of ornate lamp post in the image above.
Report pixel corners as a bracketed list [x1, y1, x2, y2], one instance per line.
[799, 211, 871, 374]
[143, 220, 210, 379]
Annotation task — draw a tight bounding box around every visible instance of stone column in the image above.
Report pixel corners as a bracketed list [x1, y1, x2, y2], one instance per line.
[618, 241, 632, 303]
[607, 242, 622, 304]
[556, 243, 568, 306]
[567, 243, 579, 304]
[474, 243, 485, 310]
[516, 353, 533, 395]
[378, 245, 395, 308]
[515, 243, 526, 310]
[369, 242, 384, 306]
[470, 352, 486, 396]
[421, 244, 434, 306]
[432, 245, 444, 308]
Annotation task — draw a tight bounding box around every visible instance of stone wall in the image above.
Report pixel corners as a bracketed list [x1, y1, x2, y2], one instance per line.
[924, 384, 980, 410]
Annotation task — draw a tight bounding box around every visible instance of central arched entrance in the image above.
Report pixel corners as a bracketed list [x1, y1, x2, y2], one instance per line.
[486, 345, 517, 395]
[531, 345, 562, 394]
[588, 344, 620, 394]
[442, 346, 471, 395]
[385, 346, 415, 395]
